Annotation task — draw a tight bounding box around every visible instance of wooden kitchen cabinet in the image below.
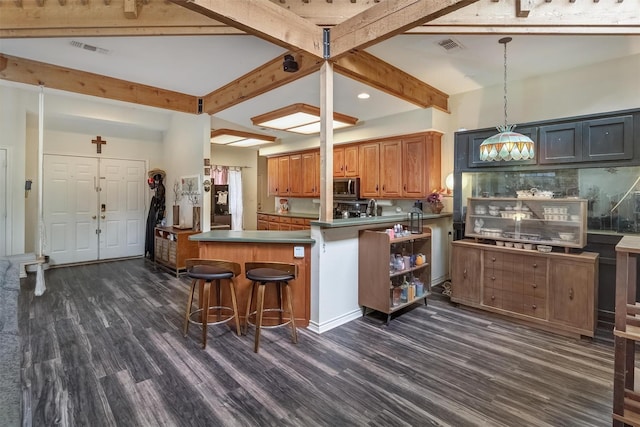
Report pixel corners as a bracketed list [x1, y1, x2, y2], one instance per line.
[288, 153, 302, 197]
[451, 239, 598, 337]
[380, 140, 403, 198]
[267, 157, 279, 196]
[277, 155, 290, 195]
[257, 213, 268, 230]
[539, 114, 634, 165]
[548, 257, 597, 332]
[582, 114, 634, 162]
[154, 226, 199, 277]
[403, 133, 441, 198]
[334, 145, 359, 177]
[359, 228, 432, 323]
[359, 132, 442, 199]
[301, 151, 319, 197]
[450, 244, 481, 305]
[359, 142, 380, 198]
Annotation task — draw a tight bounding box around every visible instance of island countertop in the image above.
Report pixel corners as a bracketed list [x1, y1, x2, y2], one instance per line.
[311, 212, 451, 228]
[190, 230, 315, 244]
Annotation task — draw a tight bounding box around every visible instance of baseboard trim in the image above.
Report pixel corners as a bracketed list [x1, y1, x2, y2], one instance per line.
[307, 308, 362, 334]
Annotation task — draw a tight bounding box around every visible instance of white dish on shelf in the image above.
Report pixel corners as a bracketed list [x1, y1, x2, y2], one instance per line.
[558, 232, 575, 241]
[537, 245, 552, 253]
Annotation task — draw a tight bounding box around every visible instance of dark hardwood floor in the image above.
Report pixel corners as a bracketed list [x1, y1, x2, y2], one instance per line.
[18, 258, 613, 426]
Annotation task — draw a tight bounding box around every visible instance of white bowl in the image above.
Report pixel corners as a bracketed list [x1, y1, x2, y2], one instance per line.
[514, 243, 523, 249]
[537, 245, 552, 253]
[558, 233, 575, 241]
[495, 241, 504, 246]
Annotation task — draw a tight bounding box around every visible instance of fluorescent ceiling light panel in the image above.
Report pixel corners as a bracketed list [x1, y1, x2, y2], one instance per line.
[251, 103, 358, 134]
[210, 129, 276, 147]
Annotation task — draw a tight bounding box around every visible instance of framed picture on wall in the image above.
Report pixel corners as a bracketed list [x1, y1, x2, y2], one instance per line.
[180, 175, 201, 195]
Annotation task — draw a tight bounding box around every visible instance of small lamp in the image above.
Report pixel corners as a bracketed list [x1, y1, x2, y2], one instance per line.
[409, 207, 423, 234]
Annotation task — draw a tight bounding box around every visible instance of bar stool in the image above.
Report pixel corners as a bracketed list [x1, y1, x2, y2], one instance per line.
[183, 259, 241, 349]
[244, 262, 298, 353]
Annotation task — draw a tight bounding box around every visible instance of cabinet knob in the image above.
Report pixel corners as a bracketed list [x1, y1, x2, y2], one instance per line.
[463, 269, 467, 278]
[532, 304, 537, 310]
[101, 215, 105, 219]
[92, 215, 97, 219]
[491, 276, 496, 281]
[569, 288, 574, 300]
[376, 185, 379, 191]
[491, 295, 495, 300]
[532, 263, 537, 268]
[491, 257, 496, 262]
[532, 283, 537, 289]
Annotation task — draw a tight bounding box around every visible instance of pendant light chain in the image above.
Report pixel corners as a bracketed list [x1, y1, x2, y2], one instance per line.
[479, 36, 535, 162]
[503, 38, 508, 128]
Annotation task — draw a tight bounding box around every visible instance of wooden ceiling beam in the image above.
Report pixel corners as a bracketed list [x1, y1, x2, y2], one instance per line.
[329, 0, 479, 58]
[2, 0, 637, 38]
[166, 0, 325, 58]
[202, 50, 323, 115]
[333, 50, 449, 112]
[0, 54, 199, 114]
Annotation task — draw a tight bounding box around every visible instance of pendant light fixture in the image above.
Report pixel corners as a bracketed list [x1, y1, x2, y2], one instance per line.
[479, 37, 535, 162]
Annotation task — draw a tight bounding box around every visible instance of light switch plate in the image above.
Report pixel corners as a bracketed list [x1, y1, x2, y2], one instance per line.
[293, 246, 304, 258]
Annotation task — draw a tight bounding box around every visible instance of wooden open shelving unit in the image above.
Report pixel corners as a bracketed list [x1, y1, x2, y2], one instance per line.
[613, 236, 640, 427]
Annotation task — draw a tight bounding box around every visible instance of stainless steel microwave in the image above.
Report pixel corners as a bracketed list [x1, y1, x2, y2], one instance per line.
[333, 178, 360, 200]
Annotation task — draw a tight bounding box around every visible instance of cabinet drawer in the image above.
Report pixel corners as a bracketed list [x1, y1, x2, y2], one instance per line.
[291, 217, 305, 225]
[267, 215, 279, 222]
[279, 217, 292, 224]
[257, 214, 268, 221]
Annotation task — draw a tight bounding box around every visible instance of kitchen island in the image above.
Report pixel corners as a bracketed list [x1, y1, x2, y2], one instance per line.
[190, 230, 315, 327]
[191, 213, 452, 333]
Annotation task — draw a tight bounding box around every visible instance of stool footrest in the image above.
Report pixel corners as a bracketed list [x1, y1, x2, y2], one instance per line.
[188, 306, 237, 327]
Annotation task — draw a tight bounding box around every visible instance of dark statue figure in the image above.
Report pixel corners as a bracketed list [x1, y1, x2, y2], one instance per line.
[145, 169, 166, 259]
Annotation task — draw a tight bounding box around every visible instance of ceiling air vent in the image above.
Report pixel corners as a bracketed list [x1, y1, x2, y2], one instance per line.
[437, 38, 464, 52]
[69, 40, 110, 55]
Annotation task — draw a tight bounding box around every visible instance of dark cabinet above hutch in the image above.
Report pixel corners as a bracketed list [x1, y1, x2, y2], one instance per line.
[456, 108, 639, 173]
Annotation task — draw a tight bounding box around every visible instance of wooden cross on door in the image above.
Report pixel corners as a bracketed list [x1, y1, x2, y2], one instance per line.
[92, 136, 107, 154]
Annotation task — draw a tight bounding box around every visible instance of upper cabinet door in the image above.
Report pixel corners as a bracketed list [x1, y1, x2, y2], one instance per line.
[582, 115, 634, 162]
[380, 140, 403, 198]
[267, 157, 279, 195]
[538, 122, 583, 164]
[402, 136, 427, 198]
[359, 142, 380, 198]
[333, 147, 345, 177]
[344, 145, 359, 177]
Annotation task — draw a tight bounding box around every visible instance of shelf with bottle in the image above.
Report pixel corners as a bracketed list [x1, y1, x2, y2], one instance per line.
[390, 274, 429, 308]
[358, 226, 432, 323]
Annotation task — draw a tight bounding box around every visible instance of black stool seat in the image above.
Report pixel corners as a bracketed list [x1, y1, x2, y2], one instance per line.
[246, 268, 295, 282]
[188, 265, 234, 281]
[244, 262, 298, 353]
[183, 259, 241, 349]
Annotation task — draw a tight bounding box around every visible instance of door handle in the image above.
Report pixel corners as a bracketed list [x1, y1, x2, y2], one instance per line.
[92, 215, 97, 219]
[101, 215, 105, 219]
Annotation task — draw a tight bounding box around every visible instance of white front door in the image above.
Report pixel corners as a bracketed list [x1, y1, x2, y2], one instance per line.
[99, 158, 145, 259]
[45, 155, 99, 264]
[44, 155, 146, 265]
[0, 148, 7, 257]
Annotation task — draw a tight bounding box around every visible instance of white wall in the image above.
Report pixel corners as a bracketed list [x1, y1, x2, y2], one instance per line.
[0, 85, 29, 255]
[163, 112, 211, 230]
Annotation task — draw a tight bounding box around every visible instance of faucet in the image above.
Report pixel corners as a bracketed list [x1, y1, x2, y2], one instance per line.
[367, 198, 377, 217]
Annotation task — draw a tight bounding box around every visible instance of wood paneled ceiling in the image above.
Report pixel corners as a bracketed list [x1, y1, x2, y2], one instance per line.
[1, 0, 638, 115]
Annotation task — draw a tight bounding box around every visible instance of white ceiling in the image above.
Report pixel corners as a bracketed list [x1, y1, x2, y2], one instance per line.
[2, 34, 640, 138]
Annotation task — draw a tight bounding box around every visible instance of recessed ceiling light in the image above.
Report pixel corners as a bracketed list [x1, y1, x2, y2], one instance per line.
[357, 93, 370, 99]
